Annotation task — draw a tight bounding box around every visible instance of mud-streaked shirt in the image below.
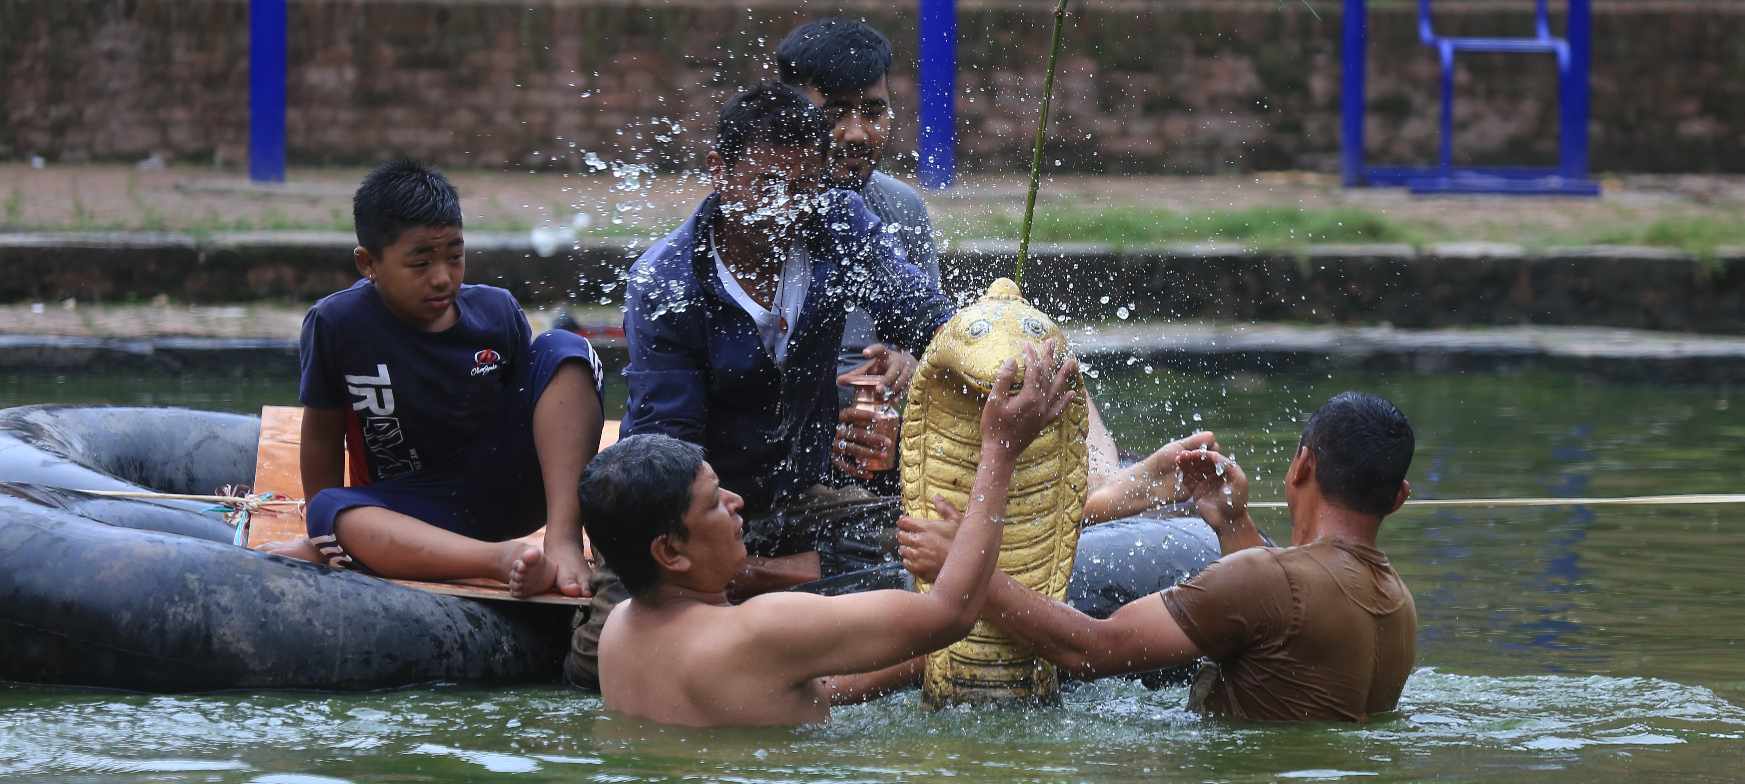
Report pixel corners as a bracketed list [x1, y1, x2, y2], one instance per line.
[298, 280, 532, 484]
[1162, 539, 1418, 722]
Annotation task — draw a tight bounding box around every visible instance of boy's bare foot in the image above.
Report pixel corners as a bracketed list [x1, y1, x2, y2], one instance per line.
[544, 542, 595, 598]
[259, 536, 322, 563]
[505, 544, 560, 598]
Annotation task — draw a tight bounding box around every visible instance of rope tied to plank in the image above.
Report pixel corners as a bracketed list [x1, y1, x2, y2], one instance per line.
[66, 486, 304, 547]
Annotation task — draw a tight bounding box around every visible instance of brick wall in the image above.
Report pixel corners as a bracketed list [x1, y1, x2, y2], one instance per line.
[2, 0, 1740, 174]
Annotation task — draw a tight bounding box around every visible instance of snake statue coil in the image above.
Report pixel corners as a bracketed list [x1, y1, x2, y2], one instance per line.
[902, 277, 1089, 706]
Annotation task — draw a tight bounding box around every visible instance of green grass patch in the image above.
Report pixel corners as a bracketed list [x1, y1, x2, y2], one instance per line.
[937, 205, 1423, 250]
[2, 188, 21, 227]
[1574, 216, 1745, 259]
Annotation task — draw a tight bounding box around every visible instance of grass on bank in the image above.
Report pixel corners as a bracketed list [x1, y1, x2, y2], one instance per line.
[7, 197, 1744, 258]
[936, 205, 1425, 250]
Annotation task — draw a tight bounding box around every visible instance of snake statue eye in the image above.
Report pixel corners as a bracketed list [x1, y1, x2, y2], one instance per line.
[1022, 317, 1046, 337]
[966, 319, 992, 339]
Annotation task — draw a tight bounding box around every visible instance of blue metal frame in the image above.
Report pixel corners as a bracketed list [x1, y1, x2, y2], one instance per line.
[249, 0, 287, 183]
[1342, 0, 1597, 196]
[916, 0, 957, 190]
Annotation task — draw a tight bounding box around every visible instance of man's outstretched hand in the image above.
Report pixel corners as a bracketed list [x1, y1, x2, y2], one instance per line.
[1081, 430, 1221, 524]
[1174, 447, 1253, 540]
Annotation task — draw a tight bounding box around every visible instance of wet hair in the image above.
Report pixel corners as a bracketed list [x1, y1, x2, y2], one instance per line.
[1299, 392, 1416, 517]
[352, 159, 462, 256]
[577, 434, 707, 596]
[776, 18, 894, 93]
[715, 82, 830, 170]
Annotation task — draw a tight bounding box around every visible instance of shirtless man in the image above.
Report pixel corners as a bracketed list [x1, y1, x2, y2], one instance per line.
[900, 391, 1419, 722]
[584, 343, 1076, 727]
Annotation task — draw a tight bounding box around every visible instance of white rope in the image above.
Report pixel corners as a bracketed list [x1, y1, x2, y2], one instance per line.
[63, 487, 304, 547]
[67, 488, 1745, 511]
[69, 488, 303, 510]
[1248, 493, 1745, 509]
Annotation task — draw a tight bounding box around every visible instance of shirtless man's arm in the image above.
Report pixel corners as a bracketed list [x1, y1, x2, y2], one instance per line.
[743, 342, 1078, 685]
[822, 657, 926, 705]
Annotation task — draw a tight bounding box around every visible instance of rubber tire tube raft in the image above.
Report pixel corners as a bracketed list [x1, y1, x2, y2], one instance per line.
[0, 405, 571, 692]
[0, 494, 572, 691]
[0, 405, 260, 541]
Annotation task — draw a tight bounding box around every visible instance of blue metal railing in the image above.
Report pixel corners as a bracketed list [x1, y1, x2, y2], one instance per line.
[1343, 0, 1597, 195]
[916, 0, 957, 190]
[249, 0, 286, 183]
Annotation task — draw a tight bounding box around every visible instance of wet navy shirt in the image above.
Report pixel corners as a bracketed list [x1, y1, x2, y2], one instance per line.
[299, 280, 532, 483]
[621, 189, 955, 512]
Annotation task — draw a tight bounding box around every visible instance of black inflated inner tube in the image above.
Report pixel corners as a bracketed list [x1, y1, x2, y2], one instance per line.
[0, 496, 571, 692]
[0, 405, 260, 540]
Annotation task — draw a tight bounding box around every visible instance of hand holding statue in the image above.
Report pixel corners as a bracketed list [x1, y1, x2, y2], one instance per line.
[980, 339, 1078, 455]
[896, 495, 960, 583]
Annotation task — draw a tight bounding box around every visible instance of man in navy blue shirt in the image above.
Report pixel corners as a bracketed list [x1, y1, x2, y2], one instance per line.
[565, 83, 953, 689]
[262, 160, 605, 599]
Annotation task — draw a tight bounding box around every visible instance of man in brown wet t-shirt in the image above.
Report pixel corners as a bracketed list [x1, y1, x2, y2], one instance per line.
[899, 391, 1418, 722]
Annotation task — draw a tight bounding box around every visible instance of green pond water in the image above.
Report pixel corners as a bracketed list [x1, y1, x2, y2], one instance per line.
[2, 365, 1743, 782]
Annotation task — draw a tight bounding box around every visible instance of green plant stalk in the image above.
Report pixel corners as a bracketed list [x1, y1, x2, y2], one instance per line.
[1015, 0, 1072, 289]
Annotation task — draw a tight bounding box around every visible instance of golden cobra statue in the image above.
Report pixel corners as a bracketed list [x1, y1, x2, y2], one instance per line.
[902, 277, 1089, 707]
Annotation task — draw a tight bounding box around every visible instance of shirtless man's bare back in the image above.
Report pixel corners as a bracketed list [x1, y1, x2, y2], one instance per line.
[581, 342, 1077, 727]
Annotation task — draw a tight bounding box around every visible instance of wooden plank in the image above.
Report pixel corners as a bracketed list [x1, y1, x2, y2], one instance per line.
[247, 405, 319, 547]
[250, 405, 619, 606]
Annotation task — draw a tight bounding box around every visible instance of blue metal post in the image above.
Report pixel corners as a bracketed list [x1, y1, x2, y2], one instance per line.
[250, 0, 287, 183]
[1560, 0, 1591, 179]
[916, 0, 957, 190]
[1340, 0, 1366, 187]
[1438, 43, 1454, 171]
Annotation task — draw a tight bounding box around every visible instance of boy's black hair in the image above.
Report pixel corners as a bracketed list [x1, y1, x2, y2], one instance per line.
[776, 18, 894, 93]
[715, 82, 830, 170]
[1300, 392, 1416, 517]
[578, 434, 708, 596]
[352, 159, 463, 256]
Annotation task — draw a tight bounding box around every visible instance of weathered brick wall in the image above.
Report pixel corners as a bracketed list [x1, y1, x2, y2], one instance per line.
[1, 0, 1740, 174]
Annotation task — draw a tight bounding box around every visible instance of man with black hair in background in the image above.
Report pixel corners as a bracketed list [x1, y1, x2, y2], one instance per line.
[776, 18, 943, 485]
[899, 392, 1421, 722]
[772, 18, 1214, 521]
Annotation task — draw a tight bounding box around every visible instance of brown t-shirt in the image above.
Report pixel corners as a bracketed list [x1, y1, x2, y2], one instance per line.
[1161, 539, 1417, 722]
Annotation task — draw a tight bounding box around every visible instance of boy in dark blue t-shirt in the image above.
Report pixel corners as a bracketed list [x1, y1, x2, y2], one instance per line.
[261, 160, 605, 598]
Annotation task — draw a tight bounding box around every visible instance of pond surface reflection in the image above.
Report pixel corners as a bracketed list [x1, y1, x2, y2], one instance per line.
[2, 366, 1741, 782]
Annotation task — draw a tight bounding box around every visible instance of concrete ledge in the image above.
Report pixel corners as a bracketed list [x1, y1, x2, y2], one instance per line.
[8, 322, 1745, 382]
[4, 232, 1743, 333]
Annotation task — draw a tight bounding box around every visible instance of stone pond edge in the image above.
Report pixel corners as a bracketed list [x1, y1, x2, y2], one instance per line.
[4, 232, 1744, 336]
